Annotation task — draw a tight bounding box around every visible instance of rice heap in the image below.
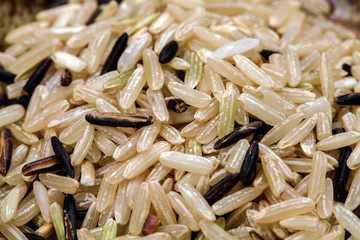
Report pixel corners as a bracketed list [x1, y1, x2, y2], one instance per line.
[1, 0, 360, 239]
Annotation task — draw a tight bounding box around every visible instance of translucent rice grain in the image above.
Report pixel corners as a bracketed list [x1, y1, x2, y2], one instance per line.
[33, 181, 52, 223]
[258, 86, 296, 117]
[47, 105, 96, 129]
[81, 204, 99, 231]
[1, 182, 27, 223]
[319, 52, 335, 104]
[300, 131, 316, 157]
[96, 179, 117, 214]
[137, 121, 161, 153]
[225, 139, 249, 173]
[278, 113, 318, 149]
[207, 57, 252, 87]
[199, 219, 236, 240]
[238, 93, 286, 126]
[129, 182, 151, 235]
[159, 124, 185, 145]
[9, 38, 61, 75]
[124, 141, 170, 179]
[308, 151, 327, 203]
[94, 132, 116, 157]
[178, 183, 215, 221]
[212, 38, 259, 59]
[67, 19, 112, 48]
[284, 47, 301, 87]
[184, 52, 202, 89]
[258, 143, 297, 182]
[126, 171, 148, 209]
[148, 181, 176, 225]
[345, 169, 360, 210]
[114, 182, 131, 225]
[12, 197, 39, 226]
[0, 104, 25, 128]
[167, 82, 211, 108]
[212, 187, 263, 215]
[316, 131, 360, 151]
[296, 96, 330, 118]
[260, 113, 304, 145]
[23, 100, 70, 133]
[113, 131, 141, 161]
[262, 154, 285, 197]
[160, 151, 213, 175]
[8, 123, 38, 145]
[342, 112, 357, 132]
[218, 88, 237, 138]
[333, 205, 360, 238]
[51, 51, 87, 72]
[196, 116, 219, 144]
[6, 80, 26, 100]
[181, 120, 205, 138]
[39, 173, 79, 194]
[117, 32, 152, 72]
[234, 54, 280, 89]
[300, 50, 321, 73]
[254, 197, 315, 224]
[279, 215, 319, 232]
[71, 123, 94, 166]
[41, 79, 84, 109]
[317, 178, 333, 219]
[0, 219, 27, 240]
[149, 11, 174, 34]
[119, 65, 146, 110]
[146, 89, 169, 122]
[143, 49, 164, 90]
[154, 23, 178, 54]
[86, 28, 111, 74]
[59, 115, 87, 145]
[316, 112, 332, 141]
[194, 100, 219, 122]
[279, 87, 316, 103]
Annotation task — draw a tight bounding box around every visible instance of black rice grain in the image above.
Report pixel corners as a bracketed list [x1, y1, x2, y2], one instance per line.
[64, 194, 77, 240]
[60, 69, 72, 86]
[22, 57, 52, 96]
[51, 136, 75, 178]
[239, 141, 259, 186]
[214, 121, 263, 149]
[159, 41, 178, 64]
[260, 49, 279, 60]
[0, 129, 11, 176]
[22, 155, 62, 176]
[101, 32, 128, 75]
[335, 93, 360, 105]
[203, 172, 241, 205]
[0, 68, 16, 84]
[165, 97, 188, 113]
[85, 112, 154, 127]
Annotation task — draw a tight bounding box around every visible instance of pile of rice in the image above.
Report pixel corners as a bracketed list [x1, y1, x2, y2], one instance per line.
[1, 0, 360, 239]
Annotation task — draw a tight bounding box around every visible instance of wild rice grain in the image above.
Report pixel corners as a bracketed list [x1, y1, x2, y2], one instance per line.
[0, 129, 12, 176]
[334, 146, 351, 202]
[60, 69, 72, 87]
[101, 32, 128, 75]
[214, 121, 262, 149]
[64, 194, 77, 240]
[85, 112, 154, 128]
[159, 41, 178, 64]
[51, 136, 74, 178]
[22, 155, 61, 176]
[336, 93, 360, 105]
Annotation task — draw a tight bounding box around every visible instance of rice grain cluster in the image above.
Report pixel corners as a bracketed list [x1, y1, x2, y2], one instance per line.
[0, 0, 360, 239]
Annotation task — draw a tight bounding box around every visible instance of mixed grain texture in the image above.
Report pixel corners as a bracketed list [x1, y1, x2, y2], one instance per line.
[0, 0, 360, 239]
